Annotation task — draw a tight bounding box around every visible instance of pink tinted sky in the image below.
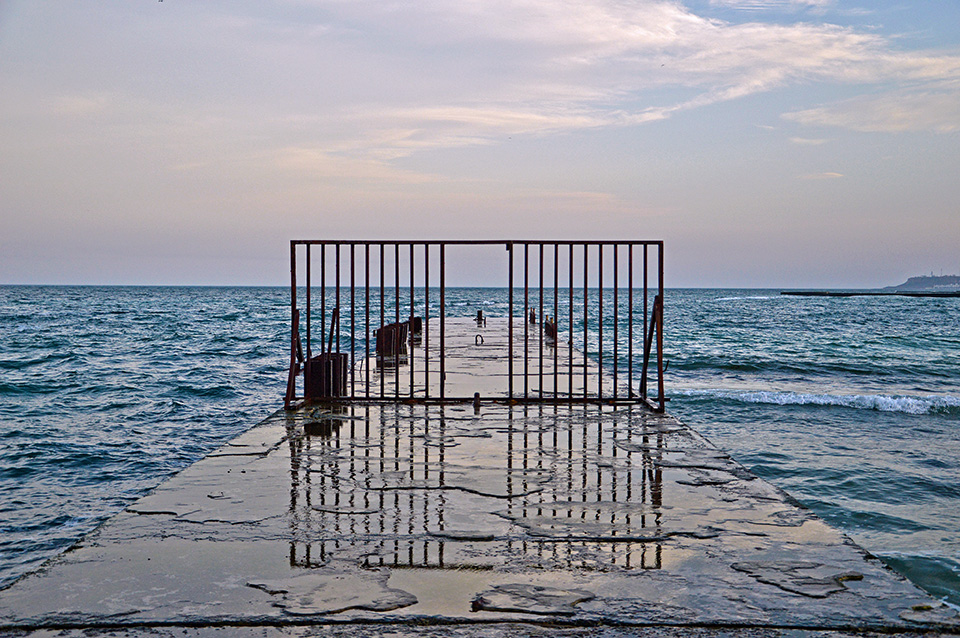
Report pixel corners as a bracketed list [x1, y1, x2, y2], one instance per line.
[1, 0, 959, 287]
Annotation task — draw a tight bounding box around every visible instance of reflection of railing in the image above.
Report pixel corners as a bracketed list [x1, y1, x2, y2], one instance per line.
[285, 241, 665, 411]
[287, 405, 665, 572]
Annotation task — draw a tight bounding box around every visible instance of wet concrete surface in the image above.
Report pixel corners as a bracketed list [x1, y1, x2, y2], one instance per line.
[2, 320, 959, 636]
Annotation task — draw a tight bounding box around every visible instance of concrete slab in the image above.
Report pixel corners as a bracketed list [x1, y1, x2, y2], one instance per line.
[2, 319, 959, 635]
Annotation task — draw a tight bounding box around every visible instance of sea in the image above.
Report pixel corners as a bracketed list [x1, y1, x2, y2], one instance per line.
[1, 285, 958, 607]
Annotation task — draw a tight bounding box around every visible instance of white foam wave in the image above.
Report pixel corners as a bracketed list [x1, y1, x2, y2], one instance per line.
[714, 296, 774, 301]
[676, 389, 960, 415]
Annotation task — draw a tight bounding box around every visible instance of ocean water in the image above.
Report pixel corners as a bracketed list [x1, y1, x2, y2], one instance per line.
[1, 285, 958, 607]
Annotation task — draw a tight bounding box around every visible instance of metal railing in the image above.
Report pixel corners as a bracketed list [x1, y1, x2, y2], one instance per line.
[285, 240, 665, 411]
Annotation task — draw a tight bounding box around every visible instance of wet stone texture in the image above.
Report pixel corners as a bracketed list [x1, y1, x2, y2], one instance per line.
[1, 339, 958, 635]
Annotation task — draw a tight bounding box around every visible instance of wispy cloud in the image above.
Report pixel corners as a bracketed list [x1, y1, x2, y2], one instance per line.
[784, 89, 960, 133]
[286, 0, 960, 156]
[709, 0, 833, 12]
[789, 137, 829, 145]
[799, 171, 844, 179]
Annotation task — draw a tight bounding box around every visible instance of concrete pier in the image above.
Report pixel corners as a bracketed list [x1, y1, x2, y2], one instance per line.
[1, 320, 958, 636]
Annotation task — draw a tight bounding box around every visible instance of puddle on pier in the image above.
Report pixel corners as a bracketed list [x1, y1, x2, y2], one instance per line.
[288, 404, 684, 579]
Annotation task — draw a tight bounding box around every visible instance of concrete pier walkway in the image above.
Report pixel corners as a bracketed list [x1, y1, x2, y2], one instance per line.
[2, 322, 958, 636]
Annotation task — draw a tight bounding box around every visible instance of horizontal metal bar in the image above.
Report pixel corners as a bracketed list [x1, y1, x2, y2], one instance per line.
[293, 396, 653, 407]
[292, 240, 664, 247]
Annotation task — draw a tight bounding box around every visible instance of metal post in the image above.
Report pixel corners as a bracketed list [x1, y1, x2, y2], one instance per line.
[583, 244, 588, 400]
[335, 244, 341, 354]
[568, 243, 573, 401]
[524, 243, 529, 400]
[306, 244, 311, 364]
[424, 243, 430, 400]
[409, 243, 415, 398]
[440, 243, 446, 400]
[539, 243, 544, 399]
[553, 243, 559, 399]
[365, 244, 370, 398]
[380, 243, 385, 398]
[507, 242, 514, 400]
[351, 244, 356, 398]
[613, 244, 619, 400]
[598, 244, 603, 401]
[628, 244, 634, 399]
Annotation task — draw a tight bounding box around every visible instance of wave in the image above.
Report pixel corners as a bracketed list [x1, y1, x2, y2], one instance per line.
[674, 388, 960, 415]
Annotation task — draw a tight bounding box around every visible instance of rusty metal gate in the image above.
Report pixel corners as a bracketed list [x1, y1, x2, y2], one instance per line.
[285, 241, 665, 411]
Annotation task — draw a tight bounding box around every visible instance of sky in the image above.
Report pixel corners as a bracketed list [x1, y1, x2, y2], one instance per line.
[1, 0, 959, 288]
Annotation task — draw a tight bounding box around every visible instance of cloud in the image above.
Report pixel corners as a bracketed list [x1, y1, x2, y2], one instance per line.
[798, 171, 844, 179]
[789, 137, 829, 145]
[286, 0, 960, 156]
[784, 89, 960, 133]
[709, 0, 833, 12]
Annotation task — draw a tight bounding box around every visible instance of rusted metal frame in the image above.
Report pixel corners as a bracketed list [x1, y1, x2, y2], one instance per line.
[285, 241, 298, 409]
[583, 244, 588, 400]
[628, 245, 634, 398]
[314, 395, 646, 407]
[613, 244, 618, 400]
[538, 243, 544, 399]
[409, 243, 415, 399]
[350, 244, 356, 399]
[293, 239, 663, 248]
[440, 243, 446, 400]
[658, 243, 665, 412]
[523, 244, 529, 400]
[639, 294, 661, 401]
[567, 243, 573, 401]
[365, 245, 370, 399]
[553, 244, 559, 399]
[424, 244, 430, 400]
[507, 242, 514, 400]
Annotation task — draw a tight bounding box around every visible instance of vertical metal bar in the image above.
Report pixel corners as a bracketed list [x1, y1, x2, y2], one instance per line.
[409, 243, 415, 398]
[643, 244, 648, 400]
[320, 244, 325, 353]
[424, 243, 430, 400]
[380, 244, 385, 398]
[365, 244, 370, 398]
[583, 243, 588, 400]
[524, 243, 529, 400]
[286, 241, 298, 408]
[306, 244, 311, 364]
[351, 244, 356, 399]
[440, 243, 446, 400]
[394, 244, 400, 398]
[335, 244, 341, 355]
[306, 244, 311, 370]
[598, 243, 603, 401]
[507, 242, 514, 400]
[539, 243, 544, 399]
[629, 244, 634, 398]
[553, 243, 558, 399]
[613, 244, 619, 400]
[658, 243, 665, 412]
[568, 243, 573, 401]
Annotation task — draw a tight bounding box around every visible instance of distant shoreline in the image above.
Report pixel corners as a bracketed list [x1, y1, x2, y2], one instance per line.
[782, 290, 960, 298]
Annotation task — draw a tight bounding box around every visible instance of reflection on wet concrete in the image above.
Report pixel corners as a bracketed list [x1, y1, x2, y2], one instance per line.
[0, 403, 954, 632]
[288, 404, 667, 575]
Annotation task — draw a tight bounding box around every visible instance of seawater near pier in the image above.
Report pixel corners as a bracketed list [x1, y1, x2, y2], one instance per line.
[0, 319, 958, 635]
